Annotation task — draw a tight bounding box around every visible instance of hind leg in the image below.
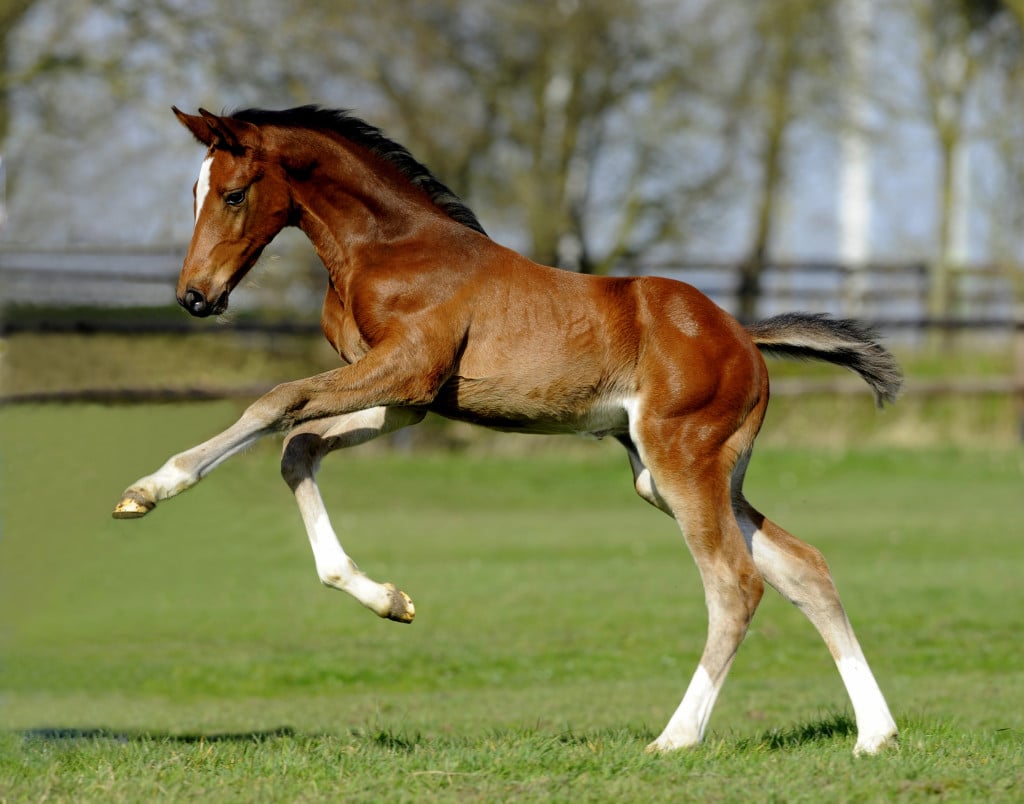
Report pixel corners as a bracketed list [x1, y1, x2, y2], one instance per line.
[731, 478, 897, 754]
[625, 424, 765, 752]
[281, 406, 424, 622]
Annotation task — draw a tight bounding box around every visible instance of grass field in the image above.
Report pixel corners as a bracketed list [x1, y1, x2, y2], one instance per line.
[2, 402, 1023, 800]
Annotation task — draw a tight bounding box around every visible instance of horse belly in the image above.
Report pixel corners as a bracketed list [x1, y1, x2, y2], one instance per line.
[430, 375, 629, 437]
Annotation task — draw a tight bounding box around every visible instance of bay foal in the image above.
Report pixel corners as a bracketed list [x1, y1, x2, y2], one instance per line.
[114, 106, 900, 754]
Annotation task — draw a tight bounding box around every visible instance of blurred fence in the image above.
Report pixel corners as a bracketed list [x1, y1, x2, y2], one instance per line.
[2, 246, 1021, 326]
[632, 258, 1022, 336]
[2, 246, 1023, 422]
[0, 246, 187, 310]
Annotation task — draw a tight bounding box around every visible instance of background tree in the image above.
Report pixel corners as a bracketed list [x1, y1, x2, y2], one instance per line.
[229, 0, 743, 274]
[902, 0, 1023, 324]
[911, 0, 981, 322]
[732, 0, 843, 322]
[4, 0, 1024, 323]
[2, 0, 741, 276]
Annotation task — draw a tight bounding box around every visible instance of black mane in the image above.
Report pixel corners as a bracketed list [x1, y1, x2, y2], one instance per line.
[231, 106, 487, 236]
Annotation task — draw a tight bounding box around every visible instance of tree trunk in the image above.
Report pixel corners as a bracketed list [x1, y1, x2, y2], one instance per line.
[738, 25, 794, 324]
[739, 112, 785, 324]
[737, 248, 766, 325]
[930, 135, 957, 323]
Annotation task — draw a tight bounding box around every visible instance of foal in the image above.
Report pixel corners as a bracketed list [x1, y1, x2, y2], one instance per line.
[114, 106, 900, 755]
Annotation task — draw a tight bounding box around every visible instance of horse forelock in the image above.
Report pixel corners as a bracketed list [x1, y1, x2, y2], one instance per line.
[229, 105, 487, 236]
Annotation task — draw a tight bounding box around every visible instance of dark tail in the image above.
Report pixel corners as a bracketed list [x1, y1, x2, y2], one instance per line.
[745, 312, 903, 408]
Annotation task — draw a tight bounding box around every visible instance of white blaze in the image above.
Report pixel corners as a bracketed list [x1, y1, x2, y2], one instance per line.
[194, 156, 213, 225]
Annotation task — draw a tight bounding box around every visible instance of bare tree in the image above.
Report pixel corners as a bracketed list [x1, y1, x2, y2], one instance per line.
[986, 15, 1024, 273]
[4, 0, 742, 276]
[732, 0, 843, 323]
[907, 0, 1022, 322]
[271, 0, 743, 274]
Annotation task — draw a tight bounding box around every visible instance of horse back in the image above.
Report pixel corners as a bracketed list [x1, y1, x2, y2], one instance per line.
[429, 265, 763, 435]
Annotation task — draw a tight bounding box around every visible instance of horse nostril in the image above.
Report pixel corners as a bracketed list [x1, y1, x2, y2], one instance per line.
[181, 288, 210, 317]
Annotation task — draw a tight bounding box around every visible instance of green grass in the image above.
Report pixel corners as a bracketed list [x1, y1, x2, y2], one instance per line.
[2, 403, 1023, 800]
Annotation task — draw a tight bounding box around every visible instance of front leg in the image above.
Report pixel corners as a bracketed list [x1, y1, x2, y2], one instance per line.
[113, 374, 309, 517]
[113, 409, 275, 517]
[281, 407, 424, 622]
[113, 336, 453, 518]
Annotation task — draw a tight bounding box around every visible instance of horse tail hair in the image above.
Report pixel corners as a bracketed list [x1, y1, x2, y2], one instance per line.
[745, 312, 903, 408]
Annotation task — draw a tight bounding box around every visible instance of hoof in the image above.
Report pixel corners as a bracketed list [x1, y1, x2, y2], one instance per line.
[853, 731, 899, 756]
[383, 583, 415, 624]
[645, 736, 698, 754]
[112, 490, 155, 519]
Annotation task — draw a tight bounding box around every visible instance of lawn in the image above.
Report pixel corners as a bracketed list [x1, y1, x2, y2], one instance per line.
[1, 402, 1022, 800]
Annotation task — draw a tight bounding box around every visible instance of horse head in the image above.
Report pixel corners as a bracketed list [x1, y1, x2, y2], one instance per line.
[172, 107, 293, 317]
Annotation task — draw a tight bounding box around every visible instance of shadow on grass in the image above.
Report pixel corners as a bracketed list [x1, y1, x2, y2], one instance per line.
[18, 725, 426, 754]
[18, 715, 856, 754]
[735, 712, 857, 752]
[19, 726, 296, 744]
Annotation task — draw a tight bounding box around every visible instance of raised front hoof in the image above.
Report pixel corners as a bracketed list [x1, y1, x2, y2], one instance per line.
[853, 730, 899, 756]
[383, 583, 415, 624]
[112, 490, 155, 519]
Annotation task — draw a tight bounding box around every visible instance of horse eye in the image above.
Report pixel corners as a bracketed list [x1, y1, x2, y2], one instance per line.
[225, 189, 246, 207]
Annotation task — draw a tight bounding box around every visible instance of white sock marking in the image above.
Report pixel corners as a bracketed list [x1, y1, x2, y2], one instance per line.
[837, 655, 897, 745]
[651, 664, 719, 749]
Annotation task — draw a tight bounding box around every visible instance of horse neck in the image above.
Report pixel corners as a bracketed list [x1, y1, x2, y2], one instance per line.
[281, 131, 456, 277]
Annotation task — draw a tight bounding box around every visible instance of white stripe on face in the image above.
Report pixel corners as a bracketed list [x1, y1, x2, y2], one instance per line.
[194, 156, 213, 224]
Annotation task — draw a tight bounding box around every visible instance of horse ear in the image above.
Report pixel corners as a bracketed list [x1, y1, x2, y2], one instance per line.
[173, 106, 217, 147]
[172, 106, 256, 154]
[198, 108, 256, 155]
